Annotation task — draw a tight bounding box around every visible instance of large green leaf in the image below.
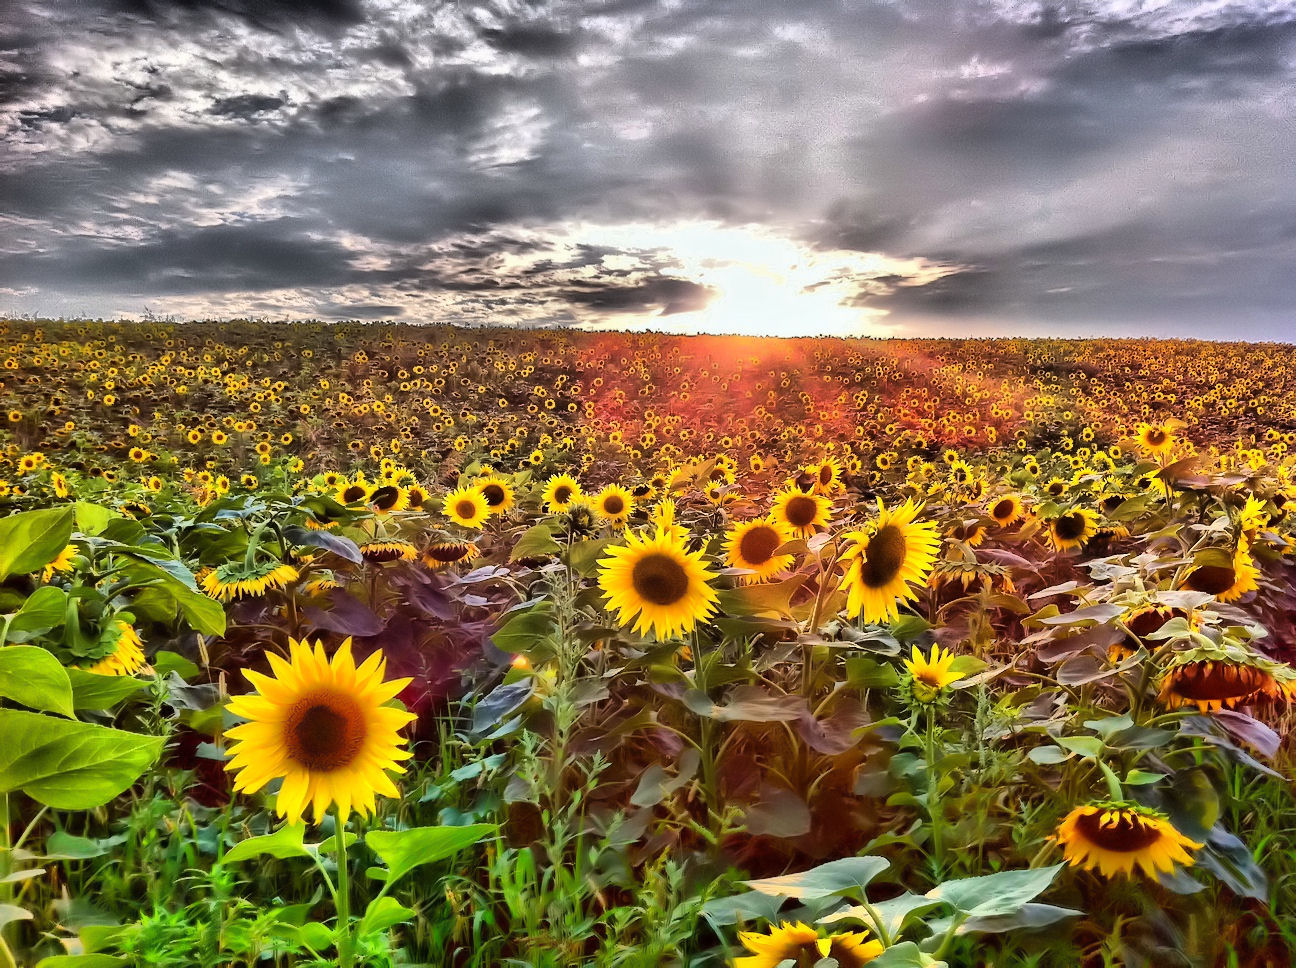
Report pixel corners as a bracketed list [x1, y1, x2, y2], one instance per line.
[0, 507, 74, 580]
[0, 645, 74, 717]
[925, 864, 1064, 918]
[358, 896, 415, 936]
[66, 669, 148, 710]
[742, 856, 890, 900]
[0, 708, 164, 809]
[34, 957, 127, 968]
[509, 524, 560, 561]
[3, 585, 69, 644]
[223, 824, 313, 864]
[73, 502, 121, 537]
[365, 823, 497, 885]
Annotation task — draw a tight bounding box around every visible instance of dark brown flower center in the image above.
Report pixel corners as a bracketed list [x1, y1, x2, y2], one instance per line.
[1074, 810, 1164, 853]
[285, 693, 365, 771]
[784, 495, 819, 527]
[552, 485, 573, 504]
[631, 552, 690, 606]
[738, 525, 781, 564]
[1048, 481, 1066, 496]
[1053, 513, 1088, 541]
[427, 543, 472, 562]
[860, 524, 907, 587]
[481, 483, 507, 506]
[603, 494, 625, 515]
[455, 498, 479, 520]
[819, 464, 834, 485]
[1186, 564, 1237, 595]
[370, 486, 400, 510]
[341, 484, 367, 502]
[952, 523, 981, 541]
[992, 499, 1015, 520]
[1147, 428, 1167, 446]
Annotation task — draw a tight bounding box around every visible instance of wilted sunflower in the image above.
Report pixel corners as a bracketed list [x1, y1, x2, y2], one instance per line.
[734, 921, 882, 968]
[1156, 641, 1286, 712]
[1048, 509, 1098, 552]
[225, 637, 416, 825]
[724, 518, 795, 584]
[598, 527, 718, 639]
[360, 539, 417, 563]
[443, 485, 491, 529]
[1180, 542, 1260, 603]
[947, 519, 988, 547]
[595, 484, 635, 526]
[542, 473, 582, 513]
[1055, 802, 1200, 879]
[202, 559, 299, 602]
[420, 541, 481, 570]
[839, 498, 941, 624]
[771, 487, 833, 539]
[988, 494, 1025, 527]
[82, 620, 147, 677]
[474, 477, 515, 515]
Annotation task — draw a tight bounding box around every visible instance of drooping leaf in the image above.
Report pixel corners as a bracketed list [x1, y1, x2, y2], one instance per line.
[364, 823, 497, 885]
[0, 506, 75, 581]
[925, 864, 1064, 918]
[743, 856, 890, 900]
[358, 896, 415, 936]
[0, 645, 74, 717]
[0, 709, 163, 809]
[222, 824, 312, 864]
[4, 586, 69, 643]
[509, 524, 561, 562]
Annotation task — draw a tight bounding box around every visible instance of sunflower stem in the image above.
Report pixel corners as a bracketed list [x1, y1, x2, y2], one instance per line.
[333, 810, 354, 968]
[925, 704, 945, 878]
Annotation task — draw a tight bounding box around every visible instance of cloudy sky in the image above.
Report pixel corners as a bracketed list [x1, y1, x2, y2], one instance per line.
[2, 0, 1295, 339]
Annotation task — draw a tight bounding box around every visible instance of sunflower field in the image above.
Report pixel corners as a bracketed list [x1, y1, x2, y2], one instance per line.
[3, 318, 1296, 968]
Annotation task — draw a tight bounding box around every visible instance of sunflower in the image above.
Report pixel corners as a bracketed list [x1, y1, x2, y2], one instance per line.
[443, 486, 491, 529]
[947, 519, 988, 547]
[905, 644, 963, 700]
[201, 560, 300, 602]
[542, 473, 582, 513]
[839, 499, 941, 624]
[1180, 543, 1260, 603]
[724, 518, 795, 585]
[420, 541, 481, 569]
[1136, 421, 1178, 456]
[1055, 803, 1200, 879]
[474, 477, 515, 515]
[598, 528, 718, 639]
[1109, 605, 1182, 662]
[368, 485, 409, 515]
[1048, 509, 1098, 552]
[813, 457, 844, 495]
[734, 921, 882, 968]
[360, 540, 417, 563]
[770, 487, 833, 539]
[82, 620, 148, 677]
[337, 480, 371, 505]
[41, 543, 78, 582]
[225, 637, 416, 825]
[989, 494, 1025, 527]
[594, 484, 635, 526]
[1157, 646, 1283, 712]
[650, 498, 688, 542]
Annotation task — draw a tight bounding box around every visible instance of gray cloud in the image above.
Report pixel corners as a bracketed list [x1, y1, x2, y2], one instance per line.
[1, 0, 1295, 339]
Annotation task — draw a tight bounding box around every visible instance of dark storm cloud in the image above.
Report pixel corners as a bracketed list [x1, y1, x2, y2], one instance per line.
[2, 0, 1296, 338]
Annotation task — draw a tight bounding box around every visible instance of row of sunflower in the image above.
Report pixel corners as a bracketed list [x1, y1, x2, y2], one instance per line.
[2, 321, 1296, 966]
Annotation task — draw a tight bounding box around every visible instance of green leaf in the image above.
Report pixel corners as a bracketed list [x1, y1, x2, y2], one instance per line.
[509, 524, 561, 561]
[0, 507, 75, 581]
[821, 893, 943, 939]
[925, 864, 1065, 918]
[223, 824, 312, 864]
[42, 831, 127, 860]
[862, 941, 940, 967]
[565, 537, 612, 577]
[946, 902, 1083, 935]
[1055, 735, 1104, 759]
[66, 669, 148, 710]
[1124, 769, 1165, 786]
[73, 503, 120, 537]
[743, 856, 890, 900]
[4, 586, 69, 643]
[0, 903, 33, 931]
[0, 709, 163, 808]
[0, 645, 74, 717]
[34, 956, 127, 968]
[716, 574, 809, 619]
[845, 656, 900, 689]
[357, 896, 415, 936]
[1027, 745, 1072, 765]
[365, 823, 496, 885]
[489, 602, 556, 655]
[699, 890, 789, 928]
